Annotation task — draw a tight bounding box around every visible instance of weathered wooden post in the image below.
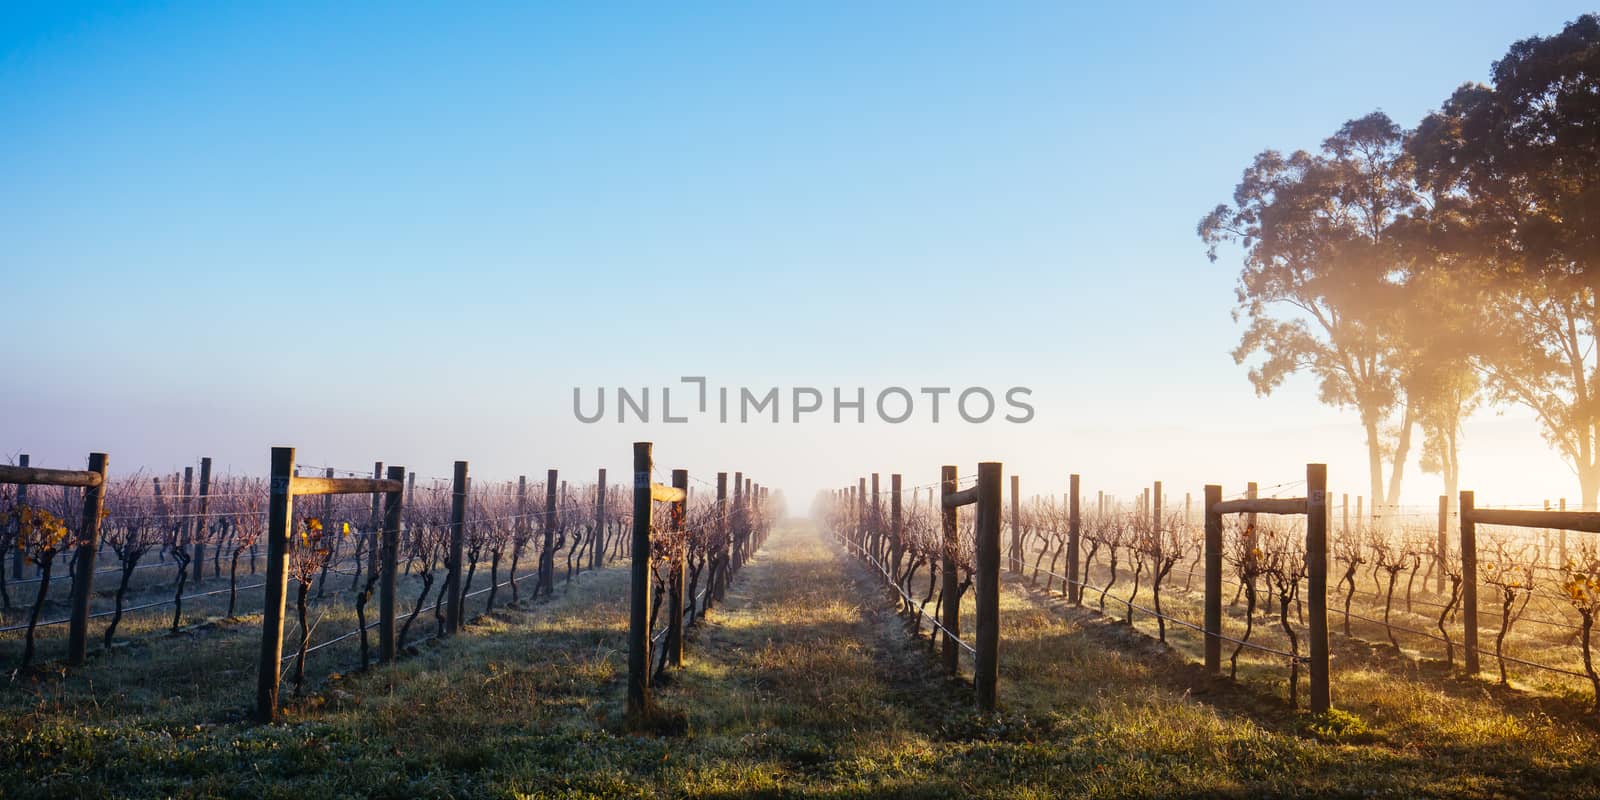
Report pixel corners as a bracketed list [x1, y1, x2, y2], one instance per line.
[1067, 474, 1081, 604]
[1436, 495, 1448, 593]
[445, 461, 468, 634]
[857, 477, 867, 554]
[627, 442, 654, 720]
[541, 469, 558, 597]
[255, 447, 295, 723]
[320, 467, 333, 525]
[714, 472, 729, 602]
[1461, 490, 1479, 675]
[10, 454, 25, 580]
[379, 465, 404, 662]
[1203, 484, 1223, 673]
[192, 458, 211, 587]
[975, 462, 1002, 712]
[1246, 481, 1258, 531]
[1544, 500, 1553, 566]
[1560, 498, 1568, 568]
[939, 465, 960, 676]
[667, 468, 688, 668]
[66, 452, 108, 667]
[1306, 463, 1330, 713]
[871, 473, 881, 563]
[890, 474, 904, 582]
[1009, 474, 1021, 573]
[732, 472, 745, 571]
[593, 468, 607, 571]
[1342, 493, 1349, 537]
[181, 465, 194, 558]
[368, 462, 383, 579]
[1152, 480, 1163, 540]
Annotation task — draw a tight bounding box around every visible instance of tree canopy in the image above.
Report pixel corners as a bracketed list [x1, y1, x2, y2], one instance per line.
[1204, 13, 1600, 509]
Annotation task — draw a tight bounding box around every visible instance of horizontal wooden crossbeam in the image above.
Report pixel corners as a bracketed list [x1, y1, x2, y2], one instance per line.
[942, 487, 979, 509]
[0, 464, 105, 489]
[1210, 497, 1307, 516]
[651, 484, 686, 503]
[290, 476, 405, 496]
[1466, 507, 1600, 533]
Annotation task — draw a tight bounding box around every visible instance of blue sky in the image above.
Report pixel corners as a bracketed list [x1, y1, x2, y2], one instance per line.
[1, 2, 1591, 508]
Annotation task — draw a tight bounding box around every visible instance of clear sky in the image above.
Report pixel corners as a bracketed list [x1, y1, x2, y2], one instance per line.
[1, 2, 1591, 511]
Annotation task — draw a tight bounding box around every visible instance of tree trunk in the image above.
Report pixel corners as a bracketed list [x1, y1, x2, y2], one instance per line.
[1363, 412, 1386, 522]
[170, 551, 191, 633]
[227, 549, 243, 618]
[1385, 402, 1416, 509]
[1581, 463, 1600, 514]
[104, 561, 138, 647]
[293, 581, 310, 693]
[20, 556, 54, 671]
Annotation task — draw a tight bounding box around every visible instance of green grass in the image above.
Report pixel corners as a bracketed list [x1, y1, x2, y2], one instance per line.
[2, 524, 1598, 798]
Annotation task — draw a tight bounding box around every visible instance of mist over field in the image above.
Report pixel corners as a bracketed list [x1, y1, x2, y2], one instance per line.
[4, 3, 1600, 798]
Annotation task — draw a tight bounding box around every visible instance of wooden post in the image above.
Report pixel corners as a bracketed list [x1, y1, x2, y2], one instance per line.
[1306, 463, 1330, 713]
[975, 462, 1002, 712]
[714, 472, 729, 602]
[732, 472, 744, 572]
[255, 447, 295, 723]
[1067, 474, 1081, 604]
[541, 469, 557, 597]
[871, 473, 881, 563]
[1009, 475, 1021, 573]
[940, 465, 960, 676]
[890, 474, 903, 582]
[627, 443, 653, 719]
[181, 464, 194, 535]
[593, 468, 607, 571]
[379, 465, 404, 662]
[1560, 498, 1568, 567]
[1246, 481, 1258, 530]
[515, 475, 528, 592]
[1152, 480, 1163, 540]
[66, 452, 108, 667]
[857, 477, 867, 554]
[320, 467, 333, 525]
[1461, 490, 1479, 675]
[10, 454, 24, 579]
[1203, 484, 1222, 673]
[1342, 493, 1349, 536]
[1544, 500, 1552, 566]
[192, 458, 211, 587]
[445, 461, 468, 634]
[1436, 495, 1448, 593]
[667, 469, 688, 668]
[368, 462, 383, 578]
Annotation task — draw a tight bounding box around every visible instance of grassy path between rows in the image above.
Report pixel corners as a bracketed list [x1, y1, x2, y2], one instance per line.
[3, 522, 1600, 798]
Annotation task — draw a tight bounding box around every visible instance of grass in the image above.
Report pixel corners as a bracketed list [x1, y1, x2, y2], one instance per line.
[2, 523, 1599, 798]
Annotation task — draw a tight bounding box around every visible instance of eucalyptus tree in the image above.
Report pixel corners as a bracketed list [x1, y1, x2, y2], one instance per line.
[1200, 112, 1420, 512]
[1410, 14, 1600, 508]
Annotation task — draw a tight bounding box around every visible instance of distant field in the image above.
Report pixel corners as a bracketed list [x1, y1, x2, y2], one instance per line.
[2, 523, 1598, 798]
